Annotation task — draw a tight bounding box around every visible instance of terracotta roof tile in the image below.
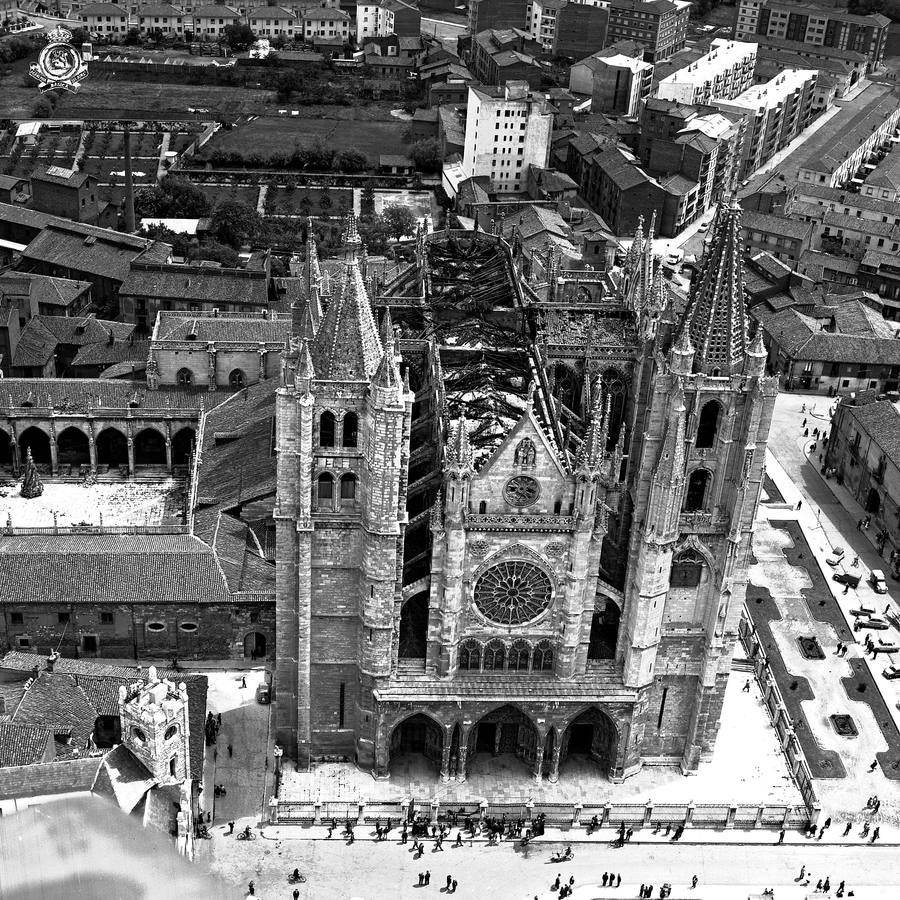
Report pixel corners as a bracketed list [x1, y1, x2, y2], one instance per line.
[0, 722, 53, 767]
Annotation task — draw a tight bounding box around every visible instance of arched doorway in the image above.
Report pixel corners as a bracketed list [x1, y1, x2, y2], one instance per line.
[96, 428, 128, 468]
[18, 426, 50, 466]
[243, 632, 266, 659]
[560, 707, 618, 777]
[389, 713, 443, 774]
[866, 488, 881, 515]
[57, 426, 90, 466]
[134, 428, 166, 466]
[0, 429, 12, 470]
[468, 705, 537, 774]
[399, 592, 428, 659]
[171, 428, 195, 466]
[588, 601, 620, 659]
[695, 400, 721, 449]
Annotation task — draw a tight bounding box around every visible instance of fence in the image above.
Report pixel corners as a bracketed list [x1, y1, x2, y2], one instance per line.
[270, 796, 814, 832]
[739, 611, 821, 820]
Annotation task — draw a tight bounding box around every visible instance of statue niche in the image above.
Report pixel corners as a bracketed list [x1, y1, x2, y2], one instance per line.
[514, 438, 537, 467]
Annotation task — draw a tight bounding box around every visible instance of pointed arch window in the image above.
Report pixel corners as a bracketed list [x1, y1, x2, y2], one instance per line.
[177, 367, 193, 386]
[317, 472, 334, 505]
[508, 640, 531, 671]
[695, 400, 721, 449]
[671, 548, 705, 587]
[342, 412, 358, 448]
[684, 469, 711, 512]
[319, 411, 336, 447]
[533, 640, 554, 671]
[340, 473, 357, 501]
[459, 639, 481, 671]
[229, 369, 246, 390]
[482, 639, 506, 671]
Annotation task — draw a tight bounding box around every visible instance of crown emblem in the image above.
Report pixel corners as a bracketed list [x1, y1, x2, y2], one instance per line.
[46, 26, 72, 44]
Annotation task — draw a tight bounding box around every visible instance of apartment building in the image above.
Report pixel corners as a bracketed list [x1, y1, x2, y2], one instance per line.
[527, 0, 609, 58]
[863, 144, 900, 203]
[246, 5, 299, 38]
[137, 2, 188, 32]
[570, 47, 653, 115]
[302, 6, 350, 41]
[714, 68, 817, 181]
[355, 0, 420, 43]
[79, 3, 130, 34]
[461, 81, 553, 193]
[191, 3, 241, 36]
[734, 0, 889, 68]
[795, 83, 900, 188]
[468, 28, 543, 88]
[655, 38, 757, 106]
[605, 0, 690, 63]
[468, 0, 529, 34]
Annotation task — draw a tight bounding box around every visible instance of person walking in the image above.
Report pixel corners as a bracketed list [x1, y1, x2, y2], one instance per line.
[692, 875, 699, 889]
[778, 829, 785, 844]
[451, 880, 457, 893]
[446, 875, 453, 890]
[871, 827, 880, 843]
[417, 873, 424, 886]
[742, 679, 751, 692]
[843, 822, 852, 836]
[424, 870, 431, 885]
[869, 759, 878, 772]
[227, 821, 235, 835]
[240, 675, 247, 688]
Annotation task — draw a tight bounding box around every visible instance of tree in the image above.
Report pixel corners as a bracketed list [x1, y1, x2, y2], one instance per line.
[209, 199, 261, 248]
[358, 215, 391, 255]
[382, 203, 417, 241]
[223, 23, 255, 51]
[134, 176, 211, 219]
[276, 69, 303, 101]
[332, 147, 370, 174]
[408, 138, 442, 174]
[360, 182, 376, 218]
[195, 240, 240, 267]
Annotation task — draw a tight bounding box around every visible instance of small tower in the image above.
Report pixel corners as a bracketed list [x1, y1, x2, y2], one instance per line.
[118, 666, 191, 785]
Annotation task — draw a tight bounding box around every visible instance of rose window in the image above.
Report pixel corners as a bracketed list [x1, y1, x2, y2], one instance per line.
[503, 475, 540, 507]
[474, 561, 552, 625]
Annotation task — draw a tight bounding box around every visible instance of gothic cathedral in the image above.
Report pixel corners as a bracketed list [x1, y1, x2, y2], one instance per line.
[274, 200, 777, 783]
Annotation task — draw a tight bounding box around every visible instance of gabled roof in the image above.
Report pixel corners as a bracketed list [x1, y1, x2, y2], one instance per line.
[79, 2, 127, 15]
[12, 672, 98, 757]
[247, 4, 296, 17]
[843, 399, 900, 470]
[192, 3, 241, 15]
[0, 272, 91, 310]
[0, 723, 53, 768]
[137, 3, 186, 15]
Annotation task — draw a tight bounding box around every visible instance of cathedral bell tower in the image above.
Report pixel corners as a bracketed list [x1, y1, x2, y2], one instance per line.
[118, 666, 191, 785]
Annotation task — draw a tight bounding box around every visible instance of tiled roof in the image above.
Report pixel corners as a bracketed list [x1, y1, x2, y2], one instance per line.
[0, 652, 208, 780]
[0, 533, 231, 605]
[12, 673, 98, 757]
[93, 744, 156, 813]
[193, 3, 241, 15]
[32, 166, 92, 189]
[247, 4, 296, 17]
[742, 209, 813, 241]
[0, 272, 91, 310]
[20, 225, 166, 283]
[845, 400, 900, 470]
[154, 313, 289, 344]
[12, 319, 56, 368]
[70, 340, 149, 368]
[137, 2, 186, 14]
[79, 2, 127, 14]
[0, 723, 52, 767]
[0, 377, 229, 411]
[120, 263, 269, 307]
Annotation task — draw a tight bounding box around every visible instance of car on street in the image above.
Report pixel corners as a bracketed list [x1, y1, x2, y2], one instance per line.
[698, 222, 709, 232]
[856, 615, 890, 630]
[883, 665, 900, 679]
[850, 604, 876, 616]
[870, 569, 888, 593]
[834, 572, 861, 588]
[826, 547, 846, 566]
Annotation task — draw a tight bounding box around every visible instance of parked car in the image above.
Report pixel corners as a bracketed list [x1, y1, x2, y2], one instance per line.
[855, 615, 890, 630]
[834, 572, 861, 588]
[870, 569, 888, 593]
[698, 222, 709, 232]
[826, 547, 846, 566]
[850, 604, 876, 616]
[883, 665, 900, 680]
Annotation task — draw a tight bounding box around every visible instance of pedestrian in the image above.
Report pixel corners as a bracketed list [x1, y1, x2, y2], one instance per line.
[874, 799, 881, 813]
[824, 877, 831, 892]
[803, 418, 807, 428]
[742, 679, 751, 692]
[553, 874, 561, 891]
[216, 713, 222, 727]
[401, 825, 407, 844]
[640, 885, 646, 898]
[844, 583, 850, 595]
[798, 865, 806, 881]
[455, 831, 463, 846]
[293, 890, 299, 900]
[861, 822, 870, 838]
[843, 822, 852, 836]
[626, 827, 634, 842]
[452, 880, 457, 894]
[617, 875, 621, 887]
[240, 675, 247, 688]
[797, 499, 803, 510]
[327, 823, 334, 839]
[869, 759, 878, 772]
[227, 821, 235, 835]
[692, 875, 698, 889]
[228, 744, 233, 758]
[778, 829, 785, 844]
[817, 826, 825, 840]
[872, 827, 880, 843]
[418, 873, 424, 886]
[447, 875, 453, 890]
[603, 873, 609, 886]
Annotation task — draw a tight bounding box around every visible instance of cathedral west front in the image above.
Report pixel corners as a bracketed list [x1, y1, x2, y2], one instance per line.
[274, 200, 778, 784]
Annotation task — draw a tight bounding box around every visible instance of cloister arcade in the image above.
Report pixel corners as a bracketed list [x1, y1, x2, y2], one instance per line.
[381, 702, 628, 784]
[0, 418, 197, 477]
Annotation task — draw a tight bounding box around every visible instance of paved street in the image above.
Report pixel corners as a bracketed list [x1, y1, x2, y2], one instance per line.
[193, 830, 900, 899]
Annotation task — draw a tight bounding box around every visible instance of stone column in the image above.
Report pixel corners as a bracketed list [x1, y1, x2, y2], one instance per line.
[165, 435, 173, 473]
[127, 433, 135, 477]
[9, 422, 19, 476]
[548, 742, 562, 783]
[206, 344, 217, 390]
[532, 744, 544, 783]
[440, 730, 452, 783]
[493, 724, 502, 756]
[456, 726, 470, 783]
[258, 348, 266, 382]
[49, 422, 58, 476]
[88, 423, 97, 474]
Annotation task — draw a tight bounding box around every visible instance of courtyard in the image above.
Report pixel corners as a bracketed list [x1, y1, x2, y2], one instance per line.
[0, 478, 186, 527]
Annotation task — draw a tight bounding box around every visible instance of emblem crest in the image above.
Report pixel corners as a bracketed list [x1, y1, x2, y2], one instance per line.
[30, 27, 88, 94]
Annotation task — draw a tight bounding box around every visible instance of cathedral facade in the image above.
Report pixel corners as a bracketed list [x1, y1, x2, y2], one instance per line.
[274, 202, 777, 783]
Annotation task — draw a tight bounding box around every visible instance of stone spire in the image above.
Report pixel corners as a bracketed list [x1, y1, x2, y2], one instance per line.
[444, 414, 475, 476]
[20, 447, 43, 499]
[312, 255, 382, 381]
[344, 211, 362, 259]
[676, 197, 749, 375]
[645, 383, 686, 539]
[669, 322, 695, 375]
[305, 217, 321, 291]
[372, 307, 400, 389]
[576, 384, 607, 475]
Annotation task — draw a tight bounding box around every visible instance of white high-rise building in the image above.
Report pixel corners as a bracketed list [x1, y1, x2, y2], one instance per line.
[655, 38, 757, 106]
[462, 82, 553, 193]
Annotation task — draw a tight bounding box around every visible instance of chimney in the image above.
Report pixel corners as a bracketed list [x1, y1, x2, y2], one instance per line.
[124, 125, 136, 233]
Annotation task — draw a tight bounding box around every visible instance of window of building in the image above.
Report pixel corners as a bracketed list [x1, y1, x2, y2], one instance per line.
[101, 612, 114, 624]
[58, 612, 70, 624]
[146, 621, 166, 632]
[229, 369, 246, 389]
[342, 412, 358, 448]
[10, 612, 23, 625]
[319, 411, 336, 446]
[340, 473, 357, 501]
[177, 368, 193, 386]
[179, 622, 198, 633]
[317, 473, 334, 503]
